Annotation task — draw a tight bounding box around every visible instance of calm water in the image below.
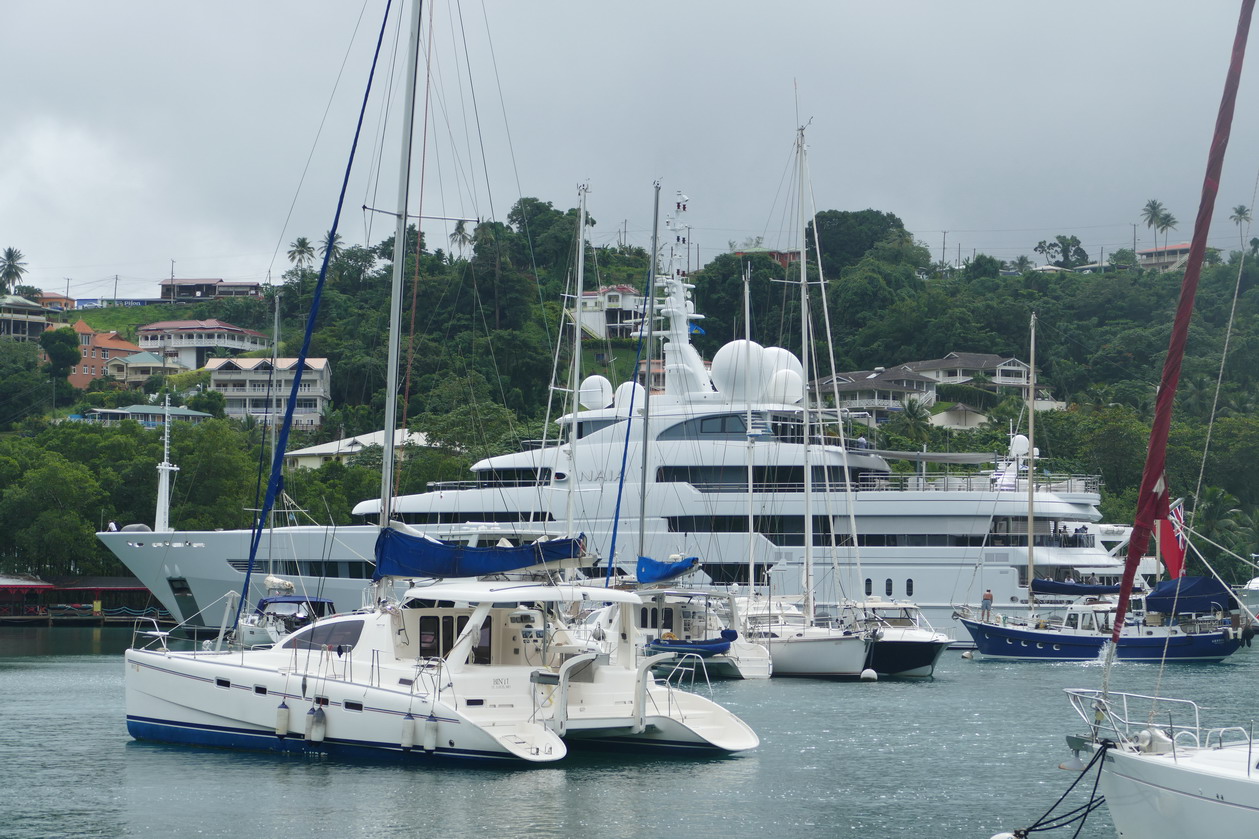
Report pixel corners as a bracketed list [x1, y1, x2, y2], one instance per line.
[3, 627, 1257, 839]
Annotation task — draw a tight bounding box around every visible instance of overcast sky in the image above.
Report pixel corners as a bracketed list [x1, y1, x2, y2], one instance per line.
[5, 1, 1259, 301]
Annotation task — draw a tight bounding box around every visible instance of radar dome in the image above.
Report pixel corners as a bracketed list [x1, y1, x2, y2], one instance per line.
[579, 375, 613, 409]
[1008, 434, 1030, 456]
[764, 368, 804, 404]
[613, 381, 646, 417]
[710, 340, 767, 401]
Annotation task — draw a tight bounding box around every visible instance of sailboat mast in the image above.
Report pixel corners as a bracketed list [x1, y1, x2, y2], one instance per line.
[154, 394, 178, 533]
[565, 185, 588, 539]
[1026, 312, 1037, 607]
[744, 264, 756, 591]
[379, 0, 424, 527]
[797, 127, 814, 622]
[637, 183, 661, 562]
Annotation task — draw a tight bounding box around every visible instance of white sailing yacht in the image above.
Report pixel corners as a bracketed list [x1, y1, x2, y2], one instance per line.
[122, 0, 758, 763]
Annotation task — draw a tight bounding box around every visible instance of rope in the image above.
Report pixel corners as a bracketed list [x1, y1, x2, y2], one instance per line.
[1011, 742, 1109, 838]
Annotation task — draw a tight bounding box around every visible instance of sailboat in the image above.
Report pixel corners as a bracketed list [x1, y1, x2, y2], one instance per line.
[741, 126, 872, 678]
[956, 318, 1245, 662]
[122, 0, 758, 763]
[1057, 2, 1259, 833]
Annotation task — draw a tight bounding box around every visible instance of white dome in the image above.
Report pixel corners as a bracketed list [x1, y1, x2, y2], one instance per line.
[579, 374, 613, 409]
[613, 381, 646, 417]
[764, 368, 804, 404]
[1008, 434, 1030, 456]
[709, 340, 767, 401]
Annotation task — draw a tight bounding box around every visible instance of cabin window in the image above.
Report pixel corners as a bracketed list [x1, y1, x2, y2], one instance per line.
[1080, 613, 1095, 631]
[344, 700, 363, 712]
[253, 685, 267, 696]
[416, 614, 471, 659]
[661, 608, 675, 631]
[1066, 614, 1078, 629]
[865, 578, 873, 596]
[215, 678, 230, 689]
[906, 579, 914, 597]
[282, 619, 365, 652]
[885, 579, 893, 597]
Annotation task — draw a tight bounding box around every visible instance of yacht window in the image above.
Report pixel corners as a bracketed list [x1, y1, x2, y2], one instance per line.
[658, 414, 748, 441]
[906, 578, 914, 597]
[885, 579, 893, 597]
[281, 619, 364, 651]
[1066, 614, 1079, 629]
[865, 578, 873, 597]
[215, 678, 230, 689]
[661, 608, 675, 631]
[253, 685, 267, 696]
[1080, 613, 1095, 631]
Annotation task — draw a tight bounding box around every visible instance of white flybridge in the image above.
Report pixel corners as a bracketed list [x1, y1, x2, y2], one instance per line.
[98, 188, 1116, 635]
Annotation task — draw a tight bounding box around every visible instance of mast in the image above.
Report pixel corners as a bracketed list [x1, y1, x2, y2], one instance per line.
[1025, 312, 1037, 610]
[796, 127, 814, 623]
[636, 183, 661, 562]
[1110, 0, 1255, 651]
[744, 263, 756, 592]
[564, 185, 588, 539]
[154, 394, 178, 533]
[378, 0, 424, 528]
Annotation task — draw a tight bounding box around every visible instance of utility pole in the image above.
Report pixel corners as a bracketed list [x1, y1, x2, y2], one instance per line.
[941, 231, 948, 276]
[113, 275, 119, 305]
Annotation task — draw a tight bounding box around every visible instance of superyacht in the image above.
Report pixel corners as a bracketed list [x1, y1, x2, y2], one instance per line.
[98, 207, 1121, 632]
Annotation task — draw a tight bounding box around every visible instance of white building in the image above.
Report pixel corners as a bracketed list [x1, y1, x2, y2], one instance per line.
[138, 319, 271, 369]
[206, 357, 331, 429]
[284, 429, 428, 470]
[573, 284, 645, 339]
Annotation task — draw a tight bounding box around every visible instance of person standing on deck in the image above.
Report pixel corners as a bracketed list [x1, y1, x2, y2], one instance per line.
[981, 589, 994, 621]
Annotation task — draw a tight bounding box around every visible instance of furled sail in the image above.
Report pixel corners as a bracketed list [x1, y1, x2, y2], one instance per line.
[373, 522, 584, 580]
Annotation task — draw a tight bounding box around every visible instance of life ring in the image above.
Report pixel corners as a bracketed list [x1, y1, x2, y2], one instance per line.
[661, 632, 678, 641]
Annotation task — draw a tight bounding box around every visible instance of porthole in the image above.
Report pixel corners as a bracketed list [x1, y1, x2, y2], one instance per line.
[1053, 644, 1061, 650]
[885, 578, 893, 597]
[865, 578, 873, 596]
[1021, 640, 1028, 647]
[906, 578, 914, 597]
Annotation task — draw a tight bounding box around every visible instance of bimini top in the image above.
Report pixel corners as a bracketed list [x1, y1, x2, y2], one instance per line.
[402, 579, 642, 606]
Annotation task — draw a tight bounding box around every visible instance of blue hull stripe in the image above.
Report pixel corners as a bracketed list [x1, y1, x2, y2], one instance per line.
[958, 619, 1240, 661]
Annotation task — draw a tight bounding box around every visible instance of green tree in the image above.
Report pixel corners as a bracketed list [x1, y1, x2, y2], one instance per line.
[1230, 205, 1252, 251]
[0, 452, 109, 576]
[449, 220, 475, 260]
[39, 327, 81, 382]
[319, 231, 344, 263]
[0, 247, 28, 294]
[1141, 199, 1165, 257]
[287, 237, 315, 271]
[1033, 235, 1089, 269]
[807, 209, 906, 279]
[885, 397, 932, 446]
[1157, 210, 1178, 252]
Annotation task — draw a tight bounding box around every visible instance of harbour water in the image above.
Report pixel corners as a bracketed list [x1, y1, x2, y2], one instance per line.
[3, 626, 1256, 838]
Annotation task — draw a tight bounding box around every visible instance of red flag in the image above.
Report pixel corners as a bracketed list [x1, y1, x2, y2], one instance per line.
[1158, 499, 1187, 579]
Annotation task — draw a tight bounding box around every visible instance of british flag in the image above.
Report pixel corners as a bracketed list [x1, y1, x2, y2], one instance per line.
[1168, 498, 1187, 549]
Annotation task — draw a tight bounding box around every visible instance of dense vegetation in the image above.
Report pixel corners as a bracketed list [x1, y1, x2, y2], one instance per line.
[4, 198, 1259, 584]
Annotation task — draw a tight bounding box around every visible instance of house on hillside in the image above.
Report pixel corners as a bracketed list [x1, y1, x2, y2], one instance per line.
[811, 367, 938, 425]
[138, 319, 271, 369]
[284, 429, 429, 470]
[206, 357, 331, 428]
[159, 279, 263, 301]
[0, 295, 50, 342]
[62, 320, 142, 389]
[36, 291, 76, 312]
[82, 404, 210, 427]
[104, 351, 189, 389]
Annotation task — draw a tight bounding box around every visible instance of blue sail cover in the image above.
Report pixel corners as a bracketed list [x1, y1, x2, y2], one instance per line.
[1030, 579, 1123, 597]
[635, 555, 700, 585]
[373, 526, 584, 581]
[1145, 576, 1237, 614]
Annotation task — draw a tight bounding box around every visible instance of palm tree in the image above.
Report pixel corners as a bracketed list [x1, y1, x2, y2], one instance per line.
[1012, 255, 1034, 273]
[287, 237, 315, 271]
[319, 231, 344, 263]
[888, 397, 933, 447]
[1140, 199, 1165, 259]
[448, 220, 475, 259]
[1157, 210, 1178, 254]
[1230, 204, 1252, 251]
[0, 247, 28, 294]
